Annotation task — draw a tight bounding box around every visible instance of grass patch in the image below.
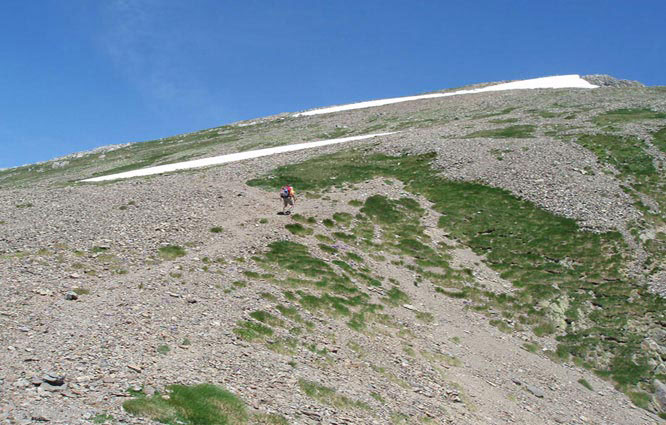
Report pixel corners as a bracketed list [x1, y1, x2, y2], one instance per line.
[522, 342, 539, 353]
[415, 311, 434, 323]
[285, 223, 313, 236]
[92, 413, 114, 424]
[318, 244, 338, 254]
[652, 126, 666, 154]
[233, 320, 273, 341]
[383, 287, 410, 306]
[249, 310, 285, 327]
[298, 379, 369, 410]
[576, 134, 655, 177]
[420, 350, 462, 367]
[158, 245, 186, 260]
[275, 304, 302, 322]
[578, 378, 593, 391]
[123, 383, 247, 424]
[465, 125, 535, 139]
[332, 212, 354, 225]
[157, 344, 170, 355]
[210, 226, 224, 233]
[593, 108, 666, 126]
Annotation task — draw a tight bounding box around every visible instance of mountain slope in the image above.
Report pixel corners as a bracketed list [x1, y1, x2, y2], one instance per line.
[1, 76, 666, 424]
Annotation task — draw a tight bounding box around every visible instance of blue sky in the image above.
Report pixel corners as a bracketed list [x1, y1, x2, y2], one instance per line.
[1, 0, 664, 168]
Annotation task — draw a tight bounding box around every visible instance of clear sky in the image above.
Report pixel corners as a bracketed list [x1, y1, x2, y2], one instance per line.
[1, 0, 665, 168]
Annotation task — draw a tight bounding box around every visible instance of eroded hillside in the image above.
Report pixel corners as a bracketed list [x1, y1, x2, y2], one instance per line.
[1, 79, 666, 424]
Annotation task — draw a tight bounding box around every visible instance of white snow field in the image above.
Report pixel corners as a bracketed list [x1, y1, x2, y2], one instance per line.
[81, 132, 395, 182]
[293, 74, 598, 117]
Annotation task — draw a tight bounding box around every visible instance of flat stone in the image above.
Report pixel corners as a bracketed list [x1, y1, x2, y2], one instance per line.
[41, 382, 67, 392]
[42, 373, 65, 386]
[526, 385, 545, 398]
[654, 379, 666, 412]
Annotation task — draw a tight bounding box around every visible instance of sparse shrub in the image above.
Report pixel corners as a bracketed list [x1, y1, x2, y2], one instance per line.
[285, 223, 313, 236]
[158, 245, 186, 260]
[233, 320, 273, 341]
[318, 244, 337, 254]
[384, 287, 409, 306]
[578, 378, 593, 391]
[298, 379, 369, 409]
[210, 226, 223, 233]
[92, 413, 114, 424]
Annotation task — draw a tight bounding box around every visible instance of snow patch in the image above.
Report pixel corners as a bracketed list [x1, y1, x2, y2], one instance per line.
[293, 75, 598, 117]
[81, 132, 395, 182]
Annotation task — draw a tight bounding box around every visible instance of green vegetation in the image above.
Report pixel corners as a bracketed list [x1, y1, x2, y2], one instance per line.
[298, 379, 369, 409]
[383, 287, 409, 306]
[285, 223, 313, 236]
[157, 344, 170, 355]
[123, 383, 247, 424]
[576, 134, 655, 177]
[249, 310, 286, 328]
[653, 126, 666, 153]
[92, 413, 114, 424]
[578, 378, 593, 391]
[465, 125, 535, 139]
[233, 320, 273, 341]
[593, 108, 666, 126]
[210, 226, 224, 233]
[158, 245, 186, 260]
[248, 149, 666, 405]
[522, 342, 539, 353]
[318, 244, 338, 254]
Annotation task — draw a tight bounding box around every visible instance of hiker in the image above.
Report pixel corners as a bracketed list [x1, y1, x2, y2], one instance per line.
[280, 185, 296, 214]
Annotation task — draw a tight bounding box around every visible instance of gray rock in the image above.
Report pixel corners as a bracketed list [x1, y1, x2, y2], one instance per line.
[526, 385, 544, 398]
[582, 74, 644, 88]
[41, 382, 67, 392]
[655, 379, 666, 412]
[64, 291, 78, 301]
[42, 373, 64, 386]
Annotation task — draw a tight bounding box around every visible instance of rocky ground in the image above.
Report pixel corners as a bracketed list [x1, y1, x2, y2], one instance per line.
[1, 80, 666, 424]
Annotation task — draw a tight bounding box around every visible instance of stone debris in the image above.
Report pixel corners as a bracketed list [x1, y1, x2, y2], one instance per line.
[0, 81, 664, 424]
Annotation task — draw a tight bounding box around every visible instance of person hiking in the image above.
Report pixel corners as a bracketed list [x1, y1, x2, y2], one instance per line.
[280, 185, 296, 214]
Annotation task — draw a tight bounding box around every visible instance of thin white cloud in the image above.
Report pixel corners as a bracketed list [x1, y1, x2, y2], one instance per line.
[100, 0, 212, 107]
